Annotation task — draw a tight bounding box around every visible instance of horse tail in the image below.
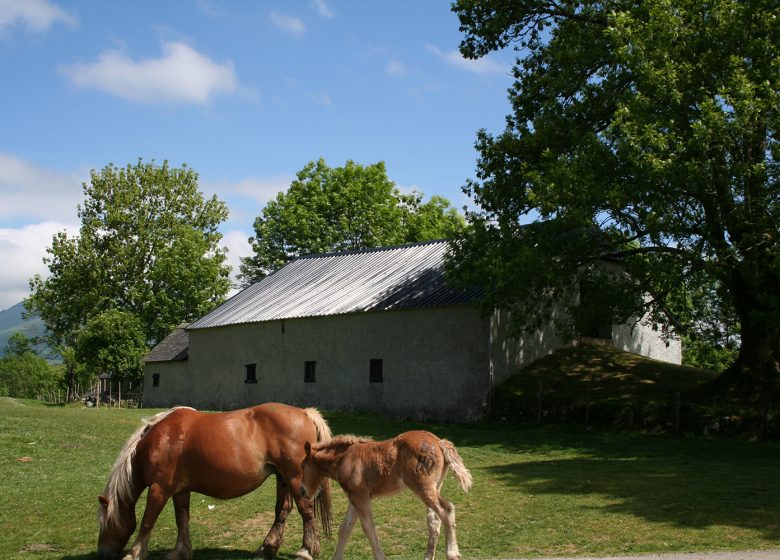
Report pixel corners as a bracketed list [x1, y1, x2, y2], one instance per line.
[98, 406, 194, 530]
[440, 439, 473, 492]
[303, 407, 332, 538]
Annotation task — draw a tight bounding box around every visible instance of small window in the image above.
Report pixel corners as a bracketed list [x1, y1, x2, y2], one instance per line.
[152, 373, 160, 387]
[304, 361, 316, 383]
[245, 363, 257, 384]
[369, 359, 383, 383]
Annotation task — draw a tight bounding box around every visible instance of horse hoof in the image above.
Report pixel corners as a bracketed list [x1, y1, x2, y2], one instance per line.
[294, 548, 314, 560]
[256, 544, 278, 559]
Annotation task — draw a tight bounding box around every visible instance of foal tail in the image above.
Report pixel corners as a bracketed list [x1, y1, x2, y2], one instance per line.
[303, 408, 333, 538]
[440, 439, 473, 492]
[98, 406, 194, 530]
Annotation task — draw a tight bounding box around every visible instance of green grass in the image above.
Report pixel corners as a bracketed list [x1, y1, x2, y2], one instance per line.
[1, 398, 779, 559]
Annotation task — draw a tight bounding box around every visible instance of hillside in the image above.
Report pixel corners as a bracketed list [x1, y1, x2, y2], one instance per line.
[0, 302, 55, 359]
[491, 343, 768, 435]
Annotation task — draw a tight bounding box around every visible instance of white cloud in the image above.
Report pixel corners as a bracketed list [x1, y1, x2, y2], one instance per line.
[312, 0, 334, 19]
[220, 228, 252, 291]
[0, 221, 77, 310]
[426, 44, 508, 75]
[0, 0, 75, 35]
[60, 41, 239, 105]
[205, 175, 291, 207]
[307, 91, 333, 107]
[386, 59, 408, 77]
[270, 11, 305, 37]
[0, 153, 83, 223]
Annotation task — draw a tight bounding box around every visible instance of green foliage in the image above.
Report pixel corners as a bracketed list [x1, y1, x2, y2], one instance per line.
[4, 332, 34, 357]
[239, 158, 465, 284]
[26, 159, 231, 347]
[449, 0, 779, 380]
[75, 310, 148, 382]
[0, 339, 62, 399]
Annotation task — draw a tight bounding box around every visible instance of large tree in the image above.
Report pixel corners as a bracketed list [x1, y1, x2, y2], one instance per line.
[448, 0, 779, 387]
[26, 159, 231, 370]
[239, 158, 464, 284]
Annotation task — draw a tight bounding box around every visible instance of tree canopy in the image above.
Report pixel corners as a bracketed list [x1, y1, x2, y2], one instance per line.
[448, 0, 779, 385]
[239, 158, 465, 285]
[26, 159, 231, 351]
[75, 310, 148, 383]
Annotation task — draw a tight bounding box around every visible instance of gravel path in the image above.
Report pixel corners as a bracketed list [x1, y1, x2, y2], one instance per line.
[505, 552, 780, 560]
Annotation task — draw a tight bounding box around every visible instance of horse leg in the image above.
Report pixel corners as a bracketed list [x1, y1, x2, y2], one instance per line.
[123, 483, 170, 560]
[332, 503, 358, 560]
[257, 475, 293, 559]
[168, 491, 192, 560]
[349, 494, 387, 560]
[424, 506, 442, 560]
[421, 493, 460, 560]
[291, 487, 320, 560]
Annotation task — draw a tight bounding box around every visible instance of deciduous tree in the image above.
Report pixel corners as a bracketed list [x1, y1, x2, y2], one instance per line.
[448, 0, 779, 388]
[26, 159, 231, 392]
[240, 158, 464, 284]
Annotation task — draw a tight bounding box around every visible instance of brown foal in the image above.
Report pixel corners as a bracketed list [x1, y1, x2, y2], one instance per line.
[300, 430, 472, 560]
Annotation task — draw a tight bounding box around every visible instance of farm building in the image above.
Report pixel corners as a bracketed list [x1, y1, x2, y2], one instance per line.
[142, 239, 680, 421]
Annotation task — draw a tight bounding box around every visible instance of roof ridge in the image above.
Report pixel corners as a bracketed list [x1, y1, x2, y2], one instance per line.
[295, 238, 449, 261]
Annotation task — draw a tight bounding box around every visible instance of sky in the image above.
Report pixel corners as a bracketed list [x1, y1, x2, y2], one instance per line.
[0, 0, 517, 312]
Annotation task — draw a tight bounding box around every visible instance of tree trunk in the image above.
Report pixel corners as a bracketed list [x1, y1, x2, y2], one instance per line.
[720, 262, 780, 395]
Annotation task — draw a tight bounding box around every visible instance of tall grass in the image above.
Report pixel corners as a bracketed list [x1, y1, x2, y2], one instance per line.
[1, 398, 779, 559]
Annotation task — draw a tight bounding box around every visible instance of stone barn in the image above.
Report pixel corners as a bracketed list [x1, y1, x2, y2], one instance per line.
[142, 240, 680, 421]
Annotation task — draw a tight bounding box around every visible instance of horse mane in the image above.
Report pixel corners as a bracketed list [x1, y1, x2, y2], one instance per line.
[303, 407, 332, 443]
[313, 434, 373, 454]
[98, 406, 195, 530]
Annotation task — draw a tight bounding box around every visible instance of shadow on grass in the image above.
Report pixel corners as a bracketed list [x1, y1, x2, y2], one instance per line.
[485, 446, 780, 541]
[327, 409, 780, 541]
[61, 548, 303, 559]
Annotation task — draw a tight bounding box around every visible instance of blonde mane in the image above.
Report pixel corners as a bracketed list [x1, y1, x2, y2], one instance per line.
[98, 406, 195, 530]
[313, 434, 372, 454]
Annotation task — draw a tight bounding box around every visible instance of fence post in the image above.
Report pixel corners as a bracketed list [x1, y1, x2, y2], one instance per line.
[536, 377, 544, 423]
[585, 376, 592, 427]
[674, 391, 681, 433]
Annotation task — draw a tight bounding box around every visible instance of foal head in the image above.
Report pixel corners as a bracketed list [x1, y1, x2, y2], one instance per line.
[97, 495, 136, 560]
[300, 440, 327, 500]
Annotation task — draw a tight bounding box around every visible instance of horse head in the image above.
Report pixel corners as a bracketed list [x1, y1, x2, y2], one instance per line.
[300, 440, 327, 501]
[97, 495, 136, 560]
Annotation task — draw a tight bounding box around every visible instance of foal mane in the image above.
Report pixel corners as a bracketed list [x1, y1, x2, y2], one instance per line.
[98, 406, 195, 530]
[313, 434, 373, 454]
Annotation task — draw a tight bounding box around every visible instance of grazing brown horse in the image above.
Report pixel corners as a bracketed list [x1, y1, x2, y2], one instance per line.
[97, 403, 332, 560]
[300, 430, 472, 560]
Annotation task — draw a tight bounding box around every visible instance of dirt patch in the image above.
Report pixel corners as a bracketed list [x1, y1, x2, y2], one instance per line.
[20, 543, 59, 553]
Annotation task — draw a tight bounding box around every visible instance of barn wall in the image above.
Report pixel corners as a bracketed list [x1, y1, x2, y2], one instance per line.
[613, 320, 682, 364]
[142, 361, 189, 408]
[489, 309, 564, 387]
[146, 306, 491, 422]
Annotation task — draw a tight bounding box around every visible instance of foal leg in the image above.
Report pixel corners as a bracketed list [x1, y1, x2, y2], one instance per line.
[258, 476, 293, 559]
[349, 494, 387, 560]
[123, 483, 170, 560]
[424, 506, 442, 560]
[426, 495, 459, 560]
[168, 491, 192, 560]
[332, 503, 358, 560]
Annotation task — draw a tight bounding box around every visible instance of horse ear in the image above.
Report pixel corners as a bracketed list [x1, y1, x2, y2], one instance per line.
[304, 441, 311, 457]
[98, 495, 110, 509]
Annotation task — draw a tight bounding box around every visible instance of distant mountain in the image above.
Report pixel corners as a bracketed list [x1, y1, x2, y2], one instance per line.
[0, 301, 57, 360]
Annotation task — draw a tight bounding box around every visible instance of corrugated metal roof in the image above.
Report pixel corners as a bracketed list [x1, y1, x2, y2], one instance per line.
[144, 324, 189, 362]
[188, 240, 480, 330]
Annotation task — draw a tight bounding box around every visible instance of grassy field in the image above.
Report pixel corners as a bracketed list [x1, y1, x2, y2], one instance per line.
[1, 397, 779, 560]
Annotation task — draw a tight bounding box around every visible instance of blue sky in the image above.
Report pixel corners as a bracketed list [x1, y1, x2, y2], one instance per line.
[0, 0, 516, 311]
